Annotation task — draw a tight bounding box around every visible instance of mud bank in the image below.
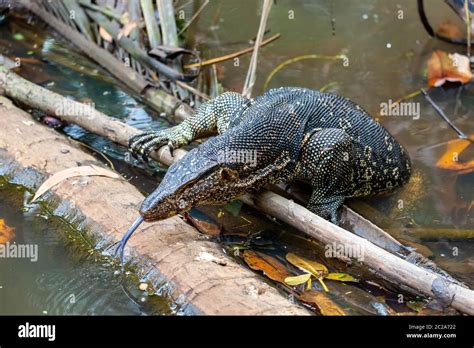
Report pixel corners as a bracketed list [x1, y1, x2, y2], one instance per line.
[0, 97, 310, 315]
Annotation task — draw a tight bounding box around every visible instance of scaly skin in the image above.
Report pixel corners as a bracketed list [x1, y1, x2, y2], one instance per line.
[129, 87, 411, 224]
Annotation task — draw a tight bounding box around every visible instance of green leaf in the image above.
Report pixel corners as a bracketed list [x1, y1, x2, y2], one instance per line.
[284, 273, 311, 286]
[325, 273, 358, 282]
[13, 33, 24, 41]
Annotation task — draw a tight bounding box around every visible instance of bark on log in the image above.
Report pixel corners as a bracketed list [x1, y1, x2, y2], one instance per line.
[1, 66, 473, 315]
[0, 96, 310, 315]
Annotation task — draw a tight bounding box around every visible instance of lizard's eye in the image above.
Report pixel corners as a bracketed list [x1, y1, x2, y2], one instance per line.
[219, 167, 239, 181]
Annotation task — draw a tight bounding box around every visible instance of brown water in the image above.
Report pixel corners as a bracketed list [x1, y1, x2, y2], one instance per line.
[0, 0, 472, 315]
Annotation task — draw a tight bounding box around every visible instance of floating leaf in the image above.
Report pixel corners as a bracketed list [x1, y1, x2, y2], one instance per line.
[436, 136, 474, 174]
[0, 219, 15, 244]
[427, 50, 473, 87]
[99, 26, 113, 43]
[243, 250, 291, 283]
[436, 20, 463, 39]
[325, 273, 358, 282]
[286, 253, 328, 278]
[299, 291, 346, 316]
[32, 165, 121, 202]
[284, 273, 311, 286]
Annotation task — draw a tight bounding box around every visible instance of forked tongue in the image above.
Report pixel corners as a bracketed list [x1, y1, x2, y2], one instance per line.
[115, 215, 144, 272]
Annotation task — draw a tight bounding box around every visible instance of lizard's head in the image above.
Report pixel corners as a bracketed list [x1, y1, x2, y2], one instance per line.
[139, 140, 258, 222]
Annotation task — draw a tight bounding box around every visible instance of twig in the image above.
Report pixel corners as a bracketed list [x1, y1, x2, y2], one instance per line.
[421, 88, 468, 139]
[465, 0, 471, 57]
[242, 0, 273, 98]
[184, 33, 280, 69]
[176, 80, 210, 100]
[175, 0, 194, 12]
[78, 0, 124, 22]
[71, 138, 116, 171]
[178, 0, 209, 35]
[263, 54, 347, 90]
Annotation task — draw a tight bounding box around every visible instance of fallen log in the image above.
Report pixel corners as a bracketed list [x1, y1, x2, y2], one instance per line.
[0, 96, 310, 315]
[1, 65, 473, 315]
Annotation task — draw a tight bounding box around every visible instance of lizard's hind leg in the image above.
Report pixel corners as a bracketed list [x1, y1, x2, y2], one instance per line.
[301, 128, 356, 224]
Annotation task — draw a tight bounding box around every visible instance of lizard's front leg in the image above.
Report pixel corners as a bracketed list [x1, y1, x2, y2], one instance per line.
[128, 92, 248, 160]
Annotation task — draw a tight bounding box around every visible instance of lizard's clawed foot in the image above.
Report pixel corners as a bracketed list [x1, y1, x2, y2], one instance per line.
[128, 130, 173, 162]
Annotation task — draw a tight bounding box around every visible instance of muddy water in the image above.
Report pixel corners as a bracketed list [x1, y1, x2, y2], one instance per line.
[0, 0, 472, 315]
[0, 179, 176, 315]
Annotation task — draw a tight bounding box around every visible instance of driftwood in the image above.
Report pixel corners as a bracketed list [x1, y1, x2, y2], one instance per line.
[1, 66, 473, 315]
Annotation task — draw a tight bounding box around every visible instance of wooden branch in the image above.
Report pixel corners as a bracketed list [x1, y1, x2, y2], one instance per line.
[78, 0, 124, 22]
[184, 34, 281, 69]
[242, 0, 273, 98]
[62, 0, 95, 41]
[156, 0, 188, 98]
[20, 0, 148, 92]
[1, 65, 473, 315]
[84, 9, 195, 83]
[178, 0, 209, 35]
[20, 0, 194, 122]
[140, 0, 161, 48]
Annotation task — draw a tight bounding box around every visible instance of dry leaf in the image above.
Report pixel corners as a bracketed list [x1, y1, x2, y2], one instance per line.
[325, 273, 358, 282]
[184, 210, 221, 236]
[243, 250, 291, 283]
[436, 135, 474, 174]
[436, 20, 463, 39]
[99, 26, 113, 43]
[299, 291, 346, 316]
[286, 252, 328, 278]
[118, 22, 137, 40]
[427, 50, 473, 87]
[32, 165, 121, 202]
[284, 273, 311, 286]
[0, 219, 15, 244]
